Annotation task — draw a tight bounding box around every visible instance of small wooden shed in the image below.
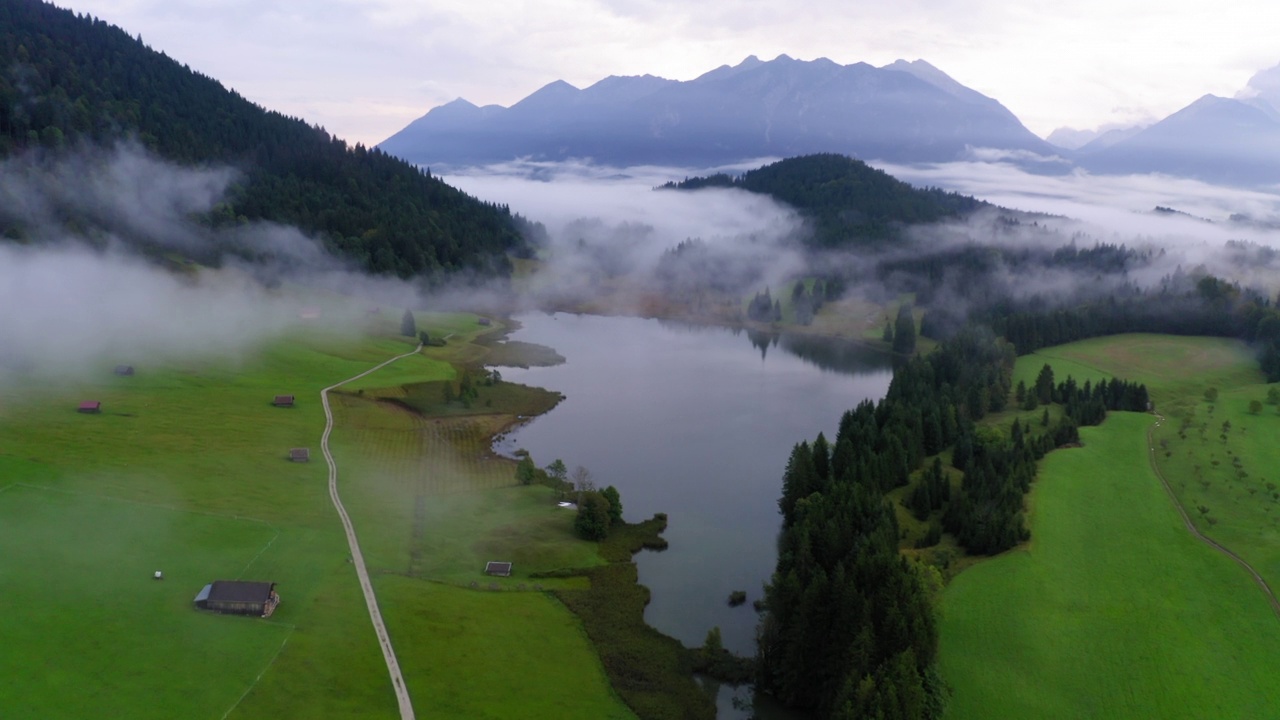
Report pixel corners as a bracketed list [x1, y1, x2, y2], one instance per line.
[78, 401, 101, 413]
[484, 561, 512, 577]
[290, 448, 310, 462]
[272, 395, 295, 407]
[194, 580, 279, 616]
[114, 365, 135, 376]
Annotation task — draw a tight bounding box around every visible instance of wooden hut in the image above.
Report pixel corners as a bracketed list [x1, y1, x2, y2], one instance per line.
[478, 317, 492, 326]
[194, 580, 280, 616]
[114, 365, 135, 376]
[290, 448, 310, 463]
[272, 395, 295, 407]
[78, 401, 101, 413]
[484, 561, 512, 577]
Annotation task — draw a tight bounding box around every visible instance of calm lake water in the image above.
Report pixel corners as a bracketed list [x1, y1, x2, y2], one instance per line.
[492, 313, 892, 714]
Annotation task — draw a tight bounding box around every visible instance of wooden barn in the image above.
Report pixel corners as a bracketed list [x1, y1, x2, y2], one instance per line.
[78, 401, 101, 413]
[290, 448, 310, 462]
[194, 581, 280, 617]
[272, 395, 295, 407]
[478, 317, 492, 326]
[114, 365, 134, 376]
[484, 561, 512, 577]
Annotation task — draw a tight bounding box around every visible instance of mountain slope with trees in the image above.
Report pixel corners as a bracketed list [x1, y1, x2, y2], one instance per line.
[0, 0, 526, 277]
[663, 153, 989, 246]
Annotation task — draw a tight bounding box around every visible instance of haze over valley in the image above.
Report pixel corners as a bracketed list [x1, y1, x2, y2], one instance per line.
[5, 2, 1280, 719]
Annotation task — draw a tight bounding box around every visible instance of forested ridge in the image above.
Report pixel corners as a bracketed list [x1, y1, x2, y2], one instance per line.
[0, 0, 526, 276]
[661, 154, 988, 246]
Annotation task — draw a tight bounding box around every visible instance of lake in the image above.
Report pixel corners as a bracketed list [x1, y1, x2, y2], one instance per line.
[492, 313, 893, 711]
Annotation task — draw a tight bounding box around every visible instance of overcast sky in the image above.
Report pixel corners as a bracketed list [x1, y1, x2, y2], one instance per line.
[63, 0, 1280, 148]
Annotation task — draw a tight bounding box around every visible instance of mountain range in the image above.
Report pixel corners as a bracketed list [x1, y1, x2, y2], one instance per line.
[380, 55, 1059, 169]
[381, 56, 1280, 188]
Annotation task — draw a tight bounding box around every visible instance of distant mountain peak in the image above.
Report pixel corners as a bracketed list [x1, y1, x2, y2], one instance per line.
[380, 55, 1055, 168]
[881, 58, 990, 105]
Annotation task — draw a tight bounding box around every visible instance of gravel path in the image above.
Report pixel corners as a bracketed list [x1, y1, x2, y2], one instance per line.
[1145, 413, 1280, 619]
[321, 343, 422, 720]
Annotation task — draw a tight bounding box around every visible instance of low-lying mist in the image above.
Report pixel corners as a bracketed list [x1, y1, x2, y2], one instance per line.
[447, 157, 1280, 321]
[7, 144, 1280, 389]
[0, 144, 432, 387]
[444, 159, 808, 306]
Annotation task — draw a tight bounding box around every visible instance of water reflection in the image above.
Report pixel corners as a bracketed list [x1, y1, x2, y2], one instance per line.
[492, 313, 890, 718]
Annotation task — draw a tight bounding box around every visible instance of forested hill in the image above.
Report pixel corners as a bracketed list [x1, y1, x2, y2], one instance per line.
[661, 154, 988, 246]
[0, 0, 525, 277]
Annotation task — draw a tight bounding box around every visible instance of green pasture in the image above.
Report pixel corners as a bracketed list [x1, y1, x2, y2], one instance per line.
[1018, 334, 1280, 591]
[1151, 382, 1280, 594]
[378, 578, 635, 720]
[940, 413, 1280, 718]
[0, 483, 291, 719]
[0, 308, 630, 718]
[1016, 333, 1260, 410]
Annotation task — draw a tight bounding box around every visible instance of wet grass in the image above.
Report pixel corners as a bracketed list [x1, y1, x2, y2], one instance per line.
[379, 577, 635, 720]
[942, 334, 1280, 718]
[940, 414, 1280, 719]
[0, 312, 632, 719]
[0, 482, 292, 720]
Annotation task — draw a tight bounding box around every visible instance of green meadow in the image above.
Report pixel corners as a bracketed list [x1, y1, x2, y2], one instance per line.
[942, 334, 1280, 718]
[940, 414, 1280, 718]
[1019, 333, 1280, 591]
[0, 307, 632, 718]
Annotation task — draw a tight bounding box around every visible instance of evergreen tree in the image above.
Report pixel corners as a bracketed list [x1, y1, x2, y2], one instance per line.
[515, 456, 536, 485]
[601, 485, 623, 525]
[401, 309, 416, 336]
[574, 491, 611, 540]
[893, 303, 917, 354]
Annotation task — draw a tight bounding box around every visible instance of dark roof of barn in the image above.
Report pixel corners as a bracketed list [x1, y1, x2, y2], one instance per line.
[79, 400, 100, 409]
[207, 580, 274, 603]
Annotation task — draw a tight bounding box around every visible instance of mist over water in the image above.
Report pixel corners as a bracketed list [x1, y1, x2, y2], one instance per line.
[492, 313, 893, 657]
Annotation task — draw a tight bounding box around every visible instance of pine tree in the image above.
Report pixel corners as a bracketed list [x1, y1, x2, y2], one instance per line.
[401, 308, 416, 336]
[892, 303, 916, 354]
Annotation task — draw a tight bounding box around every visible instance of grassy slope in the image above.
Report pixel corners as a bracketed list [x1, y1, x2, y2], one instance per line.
[943, 334, 1280, 718]
[940, 414, 1280, 719]
[1020, 334, 1280, 590]
[0, 309, 631, 719]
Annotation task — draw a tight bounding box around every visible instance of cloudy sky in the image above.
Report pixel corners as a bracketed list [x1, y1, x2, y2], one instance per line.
[63, 0, 1280, 147]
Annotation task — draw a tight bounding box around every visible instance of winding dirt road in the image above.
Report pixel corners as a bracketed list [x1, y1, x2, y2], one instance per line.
[321, 343, 423, 720]
[1145, 413, 1280, 619]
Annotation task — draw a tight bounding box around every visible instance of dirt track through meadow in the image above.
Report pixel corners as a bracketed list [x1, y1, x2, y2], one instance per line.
[1145, 413, 1280, 619]
[321, 343, 423, 720]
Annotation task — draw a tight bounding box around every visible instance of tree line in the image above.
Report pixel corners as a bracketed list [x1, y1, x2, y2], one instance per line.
[758, 323, 1150, 718]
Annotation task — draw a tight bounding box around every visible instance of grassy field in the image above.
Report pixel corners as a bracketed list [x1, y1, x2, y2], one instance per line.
[940, 414, 1280, 718]
[0, 482, 292, 719]
[0, 307, 633, 719]
[1019, 334, 1280, 592]
[942, 333, 1280, 717]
